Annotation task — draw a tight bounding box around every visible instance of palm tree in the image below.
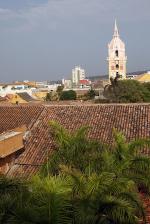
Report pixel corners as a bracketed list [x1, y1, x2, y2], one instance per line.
[100, 130, 150, 194]
[41, 120, 104, 176]
[11, 175, 72, 224]
[1, 122, 149, 223]
[0, 175, 27, 224]
[41, 122, 150, 223]
[58, 165, 144, 224]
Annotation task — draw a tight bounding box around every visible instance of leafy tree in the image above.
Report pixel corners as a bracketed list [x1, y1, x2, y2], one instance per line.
[60, 90, 77, 100]
[46, 92, 52, 101]
[143, 82, 150, 92]
[104, 79, 150, 103]
[56, 85, 64, 99]
[86, 88, 96, 99]
[45, 91, 59, 101]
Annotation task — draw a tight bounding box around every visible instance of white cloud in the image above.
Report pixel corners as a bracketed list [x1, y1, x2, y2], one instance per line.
[0, 8, 11, 14]
[0, 0, 150, 32]
[0, 8, 15, 20]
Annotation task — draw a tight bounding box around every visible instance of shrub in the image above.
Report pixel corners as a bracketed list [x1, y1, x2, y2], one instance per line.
[60, 90, 76, 100]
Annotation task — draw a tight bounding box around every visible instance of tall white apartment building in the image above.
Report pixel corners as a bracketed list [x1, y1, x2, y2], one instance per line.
[72, 66, 85, 85]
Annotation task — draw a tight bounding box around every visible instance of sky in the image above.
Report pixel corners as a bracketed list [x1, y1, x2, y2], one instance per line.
[0, 0, 150, 82]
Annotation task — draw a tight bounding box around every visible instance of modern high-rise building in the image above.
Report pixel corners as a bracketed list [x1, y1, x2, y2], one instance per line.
[107, 20, 127, 80]
[72, 66, 85, 85]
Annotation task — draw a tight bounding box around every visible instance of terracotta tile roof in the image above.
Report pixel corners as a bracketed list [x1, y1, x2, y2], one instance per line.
[0, 105, 44, 134]
[0, 96, 7, 102]
[17, 92, 37, 102]
[2, 103, 150, 223]
[6, 104, 149, 178]
[43, 100, 93, 105]
[8, 164, 40, 179]
[0, 104, 148, 186]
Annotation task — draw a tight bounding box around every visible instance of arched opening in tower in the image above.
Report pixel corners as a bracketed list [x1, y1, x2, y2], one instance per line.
[115, 50, 119, 57]
[116, 64, 119, 69]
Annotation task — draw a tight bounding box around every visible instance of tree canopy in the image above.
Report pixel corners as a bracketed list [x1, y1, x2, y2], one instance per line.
[41, 121, 150, 223]
[104, 79, 150, 103]
[45, 91, 59, 101]
[0, 122, 150, 223]
[45, 92, 52, 101]
[60, 90, 77, 100]
[56, 85, 64, 98]
[86, 88, 97, 99]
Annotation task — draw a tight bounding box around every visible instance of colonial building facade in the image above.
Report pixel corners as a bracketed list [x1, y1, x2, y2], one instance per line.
[107, 20, 127, 80]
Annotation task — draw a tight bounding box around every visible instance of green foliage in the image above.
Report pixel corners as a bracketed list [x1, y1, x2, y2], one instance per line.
[1, 122, 150, 223]
[42, 121, 103, 176]
[45, 91, 59, 101]
[60, 90, 77, 100]
[0, 175, 28, 224]
[104, 79, 150, 103]
[46, 92, 52, 101]
[41, 121, 150, 223]
[143, 82, 150, 92]
[69, 170, 143, 224]
[56, 85, 64, 98]
[86, 89, 96, 99]
[14, 175, 72, 224]
[0, 175, 72, 224]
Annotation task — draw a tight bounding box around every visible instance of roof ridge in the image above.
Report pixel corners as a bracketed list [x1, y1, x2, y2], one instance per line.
[43, 103, 150, 107]
[28, 106, 46, 130]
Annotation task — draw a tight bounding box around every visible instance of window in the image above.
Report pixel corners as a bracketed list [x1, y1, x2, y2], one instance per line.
[115, 50, 119, 57]
[116, 64, 119, 69]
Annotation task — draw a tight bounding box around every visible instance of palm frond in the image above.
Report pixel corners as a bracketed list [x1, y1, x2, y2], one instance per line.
[128, 139, 150, 155]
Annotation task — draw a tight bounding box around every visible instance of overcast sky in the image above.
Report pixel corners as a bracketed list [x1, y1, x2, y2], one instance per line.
[0, 0, 150, 82]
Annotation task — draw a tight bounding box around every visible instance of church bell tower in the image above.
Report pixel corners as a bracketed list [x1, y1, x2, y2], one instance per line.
[107, 20, 127, 80]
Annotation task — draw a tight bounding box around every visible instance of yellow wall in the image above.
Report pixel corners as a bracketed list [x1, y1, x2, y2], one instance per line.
[33, 91, 47, 99]
[136, 73, 150, 82]
[0, 132, 24, 158]
[9, 94, 28, 104]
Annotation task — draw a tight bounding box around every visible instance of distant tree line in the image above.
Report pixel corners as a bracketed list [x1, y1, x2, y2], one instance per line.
[45, 79, 150, 103]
